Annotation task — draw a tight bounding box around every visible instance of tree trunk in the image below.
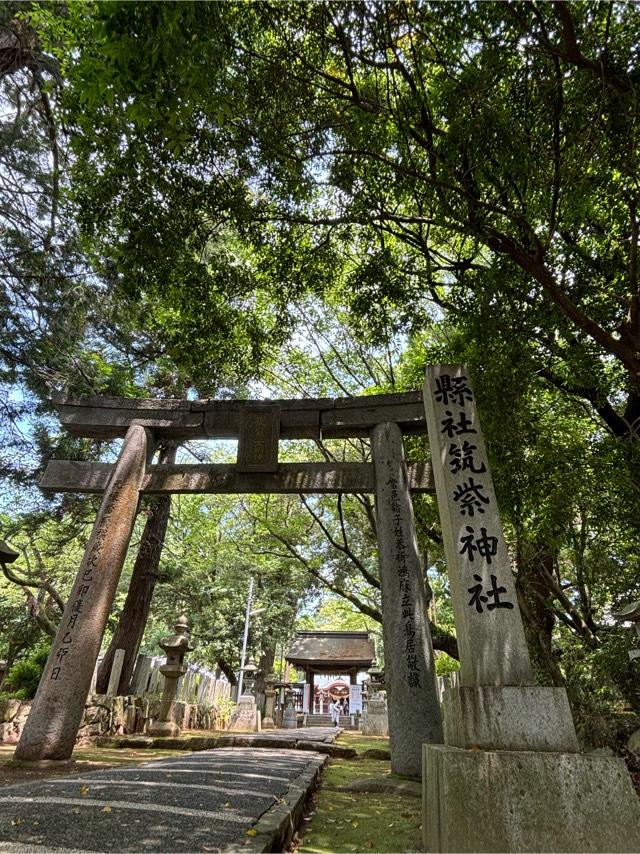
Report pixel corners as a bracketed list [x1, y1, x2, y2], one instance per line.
[95, 445, 176, 695]
[515, 543, 565, 687]
[217, 658, 237, 686]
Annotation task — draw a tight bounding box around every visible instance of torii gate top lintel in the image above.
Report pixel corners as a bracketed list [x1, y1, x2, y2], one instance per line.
[50, 389, 426, 441]
[42, 390, 434, 496]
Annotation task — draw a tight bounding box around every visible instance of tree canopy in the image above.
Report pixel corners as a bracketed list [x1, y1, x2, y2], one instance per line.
[1, 1, 639, 749]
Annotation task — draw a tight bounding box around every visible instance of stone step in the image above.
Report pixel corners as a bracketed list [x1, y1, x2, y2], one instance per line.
[305, 714, 357, 729]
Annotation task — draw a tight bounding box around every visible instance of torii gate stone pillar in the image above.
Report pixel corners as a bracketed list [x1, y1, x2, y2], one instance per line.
[371, 422, 443, 777]
[422, 365, 640, 852]
[14, 425, 149, 761]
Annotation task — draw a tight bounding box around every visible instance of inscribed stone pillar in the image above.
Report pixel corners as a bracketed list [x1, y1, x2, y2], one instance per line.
[371, 422, 443, 777]
[423, 365, 533, 688]
[15, 425, 148, 761]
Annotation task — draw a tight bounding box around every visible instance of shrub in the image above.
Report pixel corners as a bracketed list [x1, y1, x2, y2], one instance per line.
[4, 644, 51, 699]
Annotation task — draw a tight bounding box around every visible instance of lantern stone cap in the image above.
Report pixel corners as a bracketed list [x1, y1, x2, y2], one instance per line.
[159, 616, 195, 654]
[613, 600, 640, 623]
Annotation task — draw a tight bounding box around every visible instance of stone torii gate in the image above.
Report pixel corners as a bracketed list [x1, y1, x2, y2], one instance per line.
[15, 388, 442, 776]
[14, 367, 640, 851]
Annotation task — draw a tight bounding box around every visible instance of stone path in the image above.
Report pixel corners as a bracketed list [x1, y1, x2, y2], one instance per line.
[0, 747, 326, 852]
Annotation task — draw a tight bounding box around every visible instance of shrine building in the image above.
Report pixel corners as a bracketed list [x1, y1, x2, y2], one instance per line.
[284, 630, 375, 714]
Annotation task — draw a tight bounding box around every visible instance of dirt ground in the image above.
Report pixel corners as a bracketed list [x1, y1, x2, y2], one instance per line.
[0, 743, 182, 788]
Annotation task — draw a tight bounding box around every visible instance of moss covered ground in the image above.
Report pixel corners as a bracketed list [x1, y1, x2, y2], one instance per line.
[296, 732, 423, 854]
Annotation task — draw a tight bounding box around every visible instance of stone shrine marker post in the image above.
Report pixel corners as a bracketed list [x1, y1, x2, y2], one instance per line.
[422, 365, 640, 852]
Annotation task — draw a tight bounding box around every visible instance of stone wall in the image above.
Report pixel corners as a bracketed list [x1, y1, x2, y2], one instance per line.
[0, 694, 228, 745]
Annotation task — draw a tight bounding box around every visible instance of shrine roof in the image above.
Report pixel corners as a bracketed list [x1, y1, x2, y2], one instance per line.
[284, 631, 375, 668]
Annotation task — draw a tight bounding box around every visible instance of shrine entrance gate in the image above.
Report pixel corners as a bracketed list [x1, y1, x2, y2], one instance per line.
[14, 387, 443, 775]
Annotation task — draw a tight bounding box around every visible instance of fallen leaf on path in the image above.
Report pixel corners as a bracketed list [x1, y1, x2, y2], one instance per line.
[351, 820, 359, 828]
[246, 829, 257, 837]
[224, 802, 232, 808]
[79, 786, 89, 797]
[10, 819, 23, 826]
[102, 806, 112, 813]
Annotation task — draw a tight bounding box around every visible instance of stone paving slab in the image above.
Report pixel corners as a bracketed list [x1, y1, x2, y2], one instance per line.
[96, 728, 357, 758]
[0, 747, 326, 853]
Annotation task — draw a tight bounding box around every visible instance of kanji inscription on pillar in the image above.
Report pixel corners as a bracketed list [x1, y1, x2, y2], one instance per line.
[423, 365, 533, 687]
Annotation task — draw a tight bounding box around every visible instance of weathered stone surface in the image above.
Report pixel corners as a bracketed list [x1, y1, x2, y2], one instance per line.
[423, 744, 640, 852]
[41, 459, 435, 496]
[106, 648, 126, 696]
[371, 421, 443, 777]
[54, 390, 428, 440]
[628, 727, 640, 754]
[0, 698, 22, 723]
[228, 695, 260, 732]
[15, 424, 149, 762]
[0, 701, 30, 743]
[361, 697, 389, 736]
[236, 405, 280, 472]
[2, 694, 223, 747]
[442, 686, 579, 753]
[423, 366, 534, 687]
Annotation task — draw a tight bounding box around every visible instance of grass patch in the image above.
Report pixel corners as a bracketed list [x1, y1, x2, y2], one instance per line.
[334, 732, 391, 753]
[296, 733, 423, 854]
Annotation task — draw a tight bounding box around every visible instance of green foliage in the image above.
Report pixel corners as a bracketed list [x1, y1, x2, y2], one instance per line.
[435, 653, 460, 678]
[213, 697, 236, 728]
[3, 645, 50, 699]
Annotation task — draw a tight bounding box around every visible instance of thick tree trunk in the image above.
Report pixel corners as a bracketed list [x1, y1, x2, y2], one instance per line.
[217, 658, 237, 687]
[515, 544, 565, 687]
[96, 445, 176, 695]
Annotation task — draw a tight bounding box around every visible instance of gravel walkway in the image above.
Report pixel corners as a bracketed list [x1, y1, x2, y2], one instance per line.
[0, 747, 325, 852]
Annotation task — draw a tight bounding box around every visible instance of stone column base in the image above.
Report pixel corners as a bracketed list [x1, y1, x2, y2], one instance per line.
[147, 720, 181, 738]
[423, 744, 640, 852]
[262, 717, 275, 729]
[442, 686, 579, 752]
[361, 710, 389, 736]
[228, 696, 261, 732]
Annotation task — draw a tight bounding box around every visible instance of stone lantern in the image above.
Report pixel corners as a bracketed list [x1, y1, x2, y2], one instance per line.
[367, 664, 386, 699]
[148, 615, 195, 737]
[262, 671, 277, 729]
[228, 659, 261, 732]
[241, 659, 259, 696]
[282, 687, 297, 729]
[362, 663, 388, 736]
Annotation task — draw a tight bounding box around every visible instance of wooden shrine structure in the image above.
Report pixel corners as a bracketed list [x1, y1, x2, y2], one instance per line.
[284, 630, 376, 713]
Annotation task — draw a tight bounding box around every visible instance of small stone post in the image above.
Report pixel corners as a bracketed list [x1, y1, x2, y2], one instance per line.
[371, 421, 443, 777]
[15, 425, 149, 762]
[282, 689, 297, 729]
[262, 672, 277, 729]
[148, 616, 194, 738]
